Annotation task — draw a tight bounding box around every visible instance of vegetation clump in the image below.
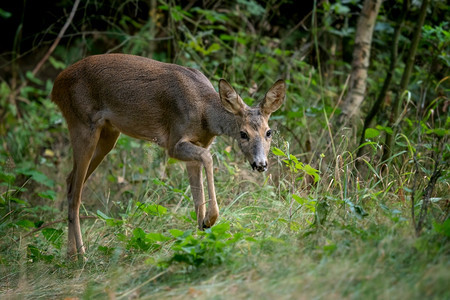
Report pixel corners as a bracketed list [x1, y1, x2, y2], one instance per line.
[0, 1, 448, 299]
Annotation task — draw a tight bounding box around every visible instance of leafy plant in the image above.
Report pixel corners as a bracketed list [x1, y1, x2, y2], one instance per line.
[167, 222, 243, 267]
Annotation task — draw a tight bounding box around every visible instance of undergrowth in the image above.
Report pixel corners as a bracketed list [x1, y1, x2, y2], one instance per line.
[1, 0, 449, 299]
[1, 131, 448, 298]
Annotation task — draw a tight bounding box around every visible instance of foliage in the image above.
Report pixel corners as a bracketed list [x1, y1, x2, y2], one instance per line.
[0, 0, 448, 299]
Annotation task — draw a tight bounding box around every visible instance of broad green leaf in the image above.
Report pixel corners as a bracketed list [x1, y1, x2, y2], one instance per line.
[37, 190, 56, 200]
[16, 168, 54, 187]
[292, 194, 305, 205]
[272, 147, 286, 157]
[133, 227, 146, 239]
[16, 219, 35, 229]
[137, 202, 168, 216]
[211, 222, 230, 234]
[304, 164, 320, 183]
[42, 228, 63, 249]
[365, 128, 380, 139]
[289, 154, 298, 163]
[147, 232, 171, 242]
[206, 43, 221, 53]
[27, 245, 54, 262]
[375, 125, 393, 135]
[426, 128, 448, 137]
[170, 229, 185, 238]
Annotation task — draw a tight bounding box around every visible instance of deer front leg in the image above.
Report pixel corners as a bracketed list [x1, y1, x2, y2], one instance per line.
[186, 161, 206, 229]
[172, 141, 219, 229]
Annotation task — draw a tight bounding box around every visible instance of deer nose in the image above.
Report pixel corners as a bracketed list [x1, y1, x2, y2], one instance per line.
[251, 160, 268, 172]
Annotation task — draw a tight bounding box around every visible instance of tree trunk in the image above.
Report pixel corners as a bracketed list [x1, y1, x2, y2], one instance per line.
[382, 0, 429, 163]
[356, 0, 409, 167]
[338, 0, 381, 125]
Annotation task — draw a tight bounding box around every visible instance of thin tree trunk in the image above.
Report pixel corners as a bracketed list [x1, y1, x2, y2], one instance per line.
[356, 0, 409, 166]
[382, 0, 429, 163]
[338, 0, 381, 125]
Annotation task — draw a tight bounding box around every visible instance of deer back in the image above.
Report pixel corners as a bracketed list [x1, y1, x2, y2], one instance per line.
[51, 54, 221, 149]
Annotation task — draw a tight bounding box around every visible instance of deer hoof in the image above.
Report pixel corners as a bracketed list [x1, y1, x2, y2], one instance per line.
[202, 214, 218, 229]
[202, 221, 211, 230]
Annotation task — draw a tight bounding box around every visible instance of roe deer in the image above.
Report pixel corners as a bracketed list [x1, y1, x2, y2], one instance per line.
[51, 54, 286, 258]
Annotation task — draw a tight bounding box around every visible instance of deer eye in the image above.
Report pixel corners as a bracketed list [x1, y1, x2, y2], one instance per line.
[266, 129, 272, 138]
[240, 131, 249, 140]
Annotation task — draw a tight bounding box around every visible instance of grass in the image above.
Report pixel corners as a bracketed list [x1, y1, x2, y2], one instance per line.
[1, 1, 448, 298]
[1, 134, 448, 300]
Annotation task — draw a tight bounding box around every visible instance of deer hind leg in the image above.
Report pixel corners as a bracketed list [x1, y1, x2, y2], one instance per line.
[186, 161, 206, 229]
[172, 140, 219, 229]
[66, 124, 102, 258]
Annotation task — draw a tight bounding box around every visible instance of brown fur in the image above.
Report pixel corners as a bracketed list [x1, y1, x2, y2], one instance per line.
[51, 54, 285, 258]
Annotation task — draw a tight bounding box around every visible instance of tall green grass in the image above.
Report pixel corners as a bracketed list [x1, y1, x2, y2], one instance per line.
[1, 1, 448, 299]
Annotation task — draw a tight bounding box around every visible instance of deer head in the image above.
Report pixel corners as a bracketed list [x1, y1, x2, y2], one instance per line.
[219, 79, 286, 172]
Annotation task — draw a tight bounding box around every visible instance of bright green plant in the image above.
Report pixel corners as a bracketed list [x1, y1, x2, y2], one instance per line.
[167, 222, 243, 267]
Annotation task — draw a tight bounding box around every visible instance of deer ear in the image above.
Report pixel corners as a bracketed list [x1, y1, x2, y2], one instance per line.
[219, 79, 246, 115]
[260, 79, 286, 116]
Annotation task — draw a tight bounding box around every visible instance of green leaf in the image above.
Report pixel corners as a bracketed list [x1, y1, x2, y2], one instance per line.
[295, 162, 304, 170]
[289, 154, 298, 163]
[167, 157, 179, 164]
[106, 218, 123, 227]
[170, 229, 185, 238]
[272, 147, 286, 157]
[16, 219, 35, 229]
[206, 43, 221, 54]
[290, 221, 301, 231]
[98, 245, 115, 256]
[304, 164, 320, 183]
[365, 128, 380, 139]
[237, 0, 265, 16]
[10, 197, 27, 205]
[375, 125, 393, 135]
[0, 171, 15, 185]
[137, 202, 168, 216]
[42, 228, 63, 249]
[133, 227, 146, 239]
[26, 71, 44, 85]
[433, 219, 450, 237]
[147, 232, 171, 242]
[323, 244, 337, 255]
[426, 128, 448, 137]
[211, 222, 230, 234]
[27, 245, 54, 262]
[37, 190, 56, 200]
[97, 210, 112, 220]
[48, 56, 66, 70]
[0, 8, 12, 19]
[292, 194, 305, 205]
[332, 3, 350, 14]
[16, 167, 54, 187]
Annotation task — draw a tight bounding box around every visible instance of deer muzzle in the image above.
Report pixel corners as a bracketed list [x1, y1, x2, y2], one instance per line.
[251, 160, 268, 172]
[249, 139, 268, 172]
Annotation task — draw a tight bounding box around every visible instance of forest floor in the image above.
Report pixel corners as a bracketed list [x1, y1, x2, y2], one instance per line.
[1, 136, 449, 299]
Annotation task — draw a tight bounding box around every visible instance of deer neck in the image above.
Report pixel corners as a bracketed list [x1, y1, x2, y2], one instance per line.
[206, 95, 240, 139]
